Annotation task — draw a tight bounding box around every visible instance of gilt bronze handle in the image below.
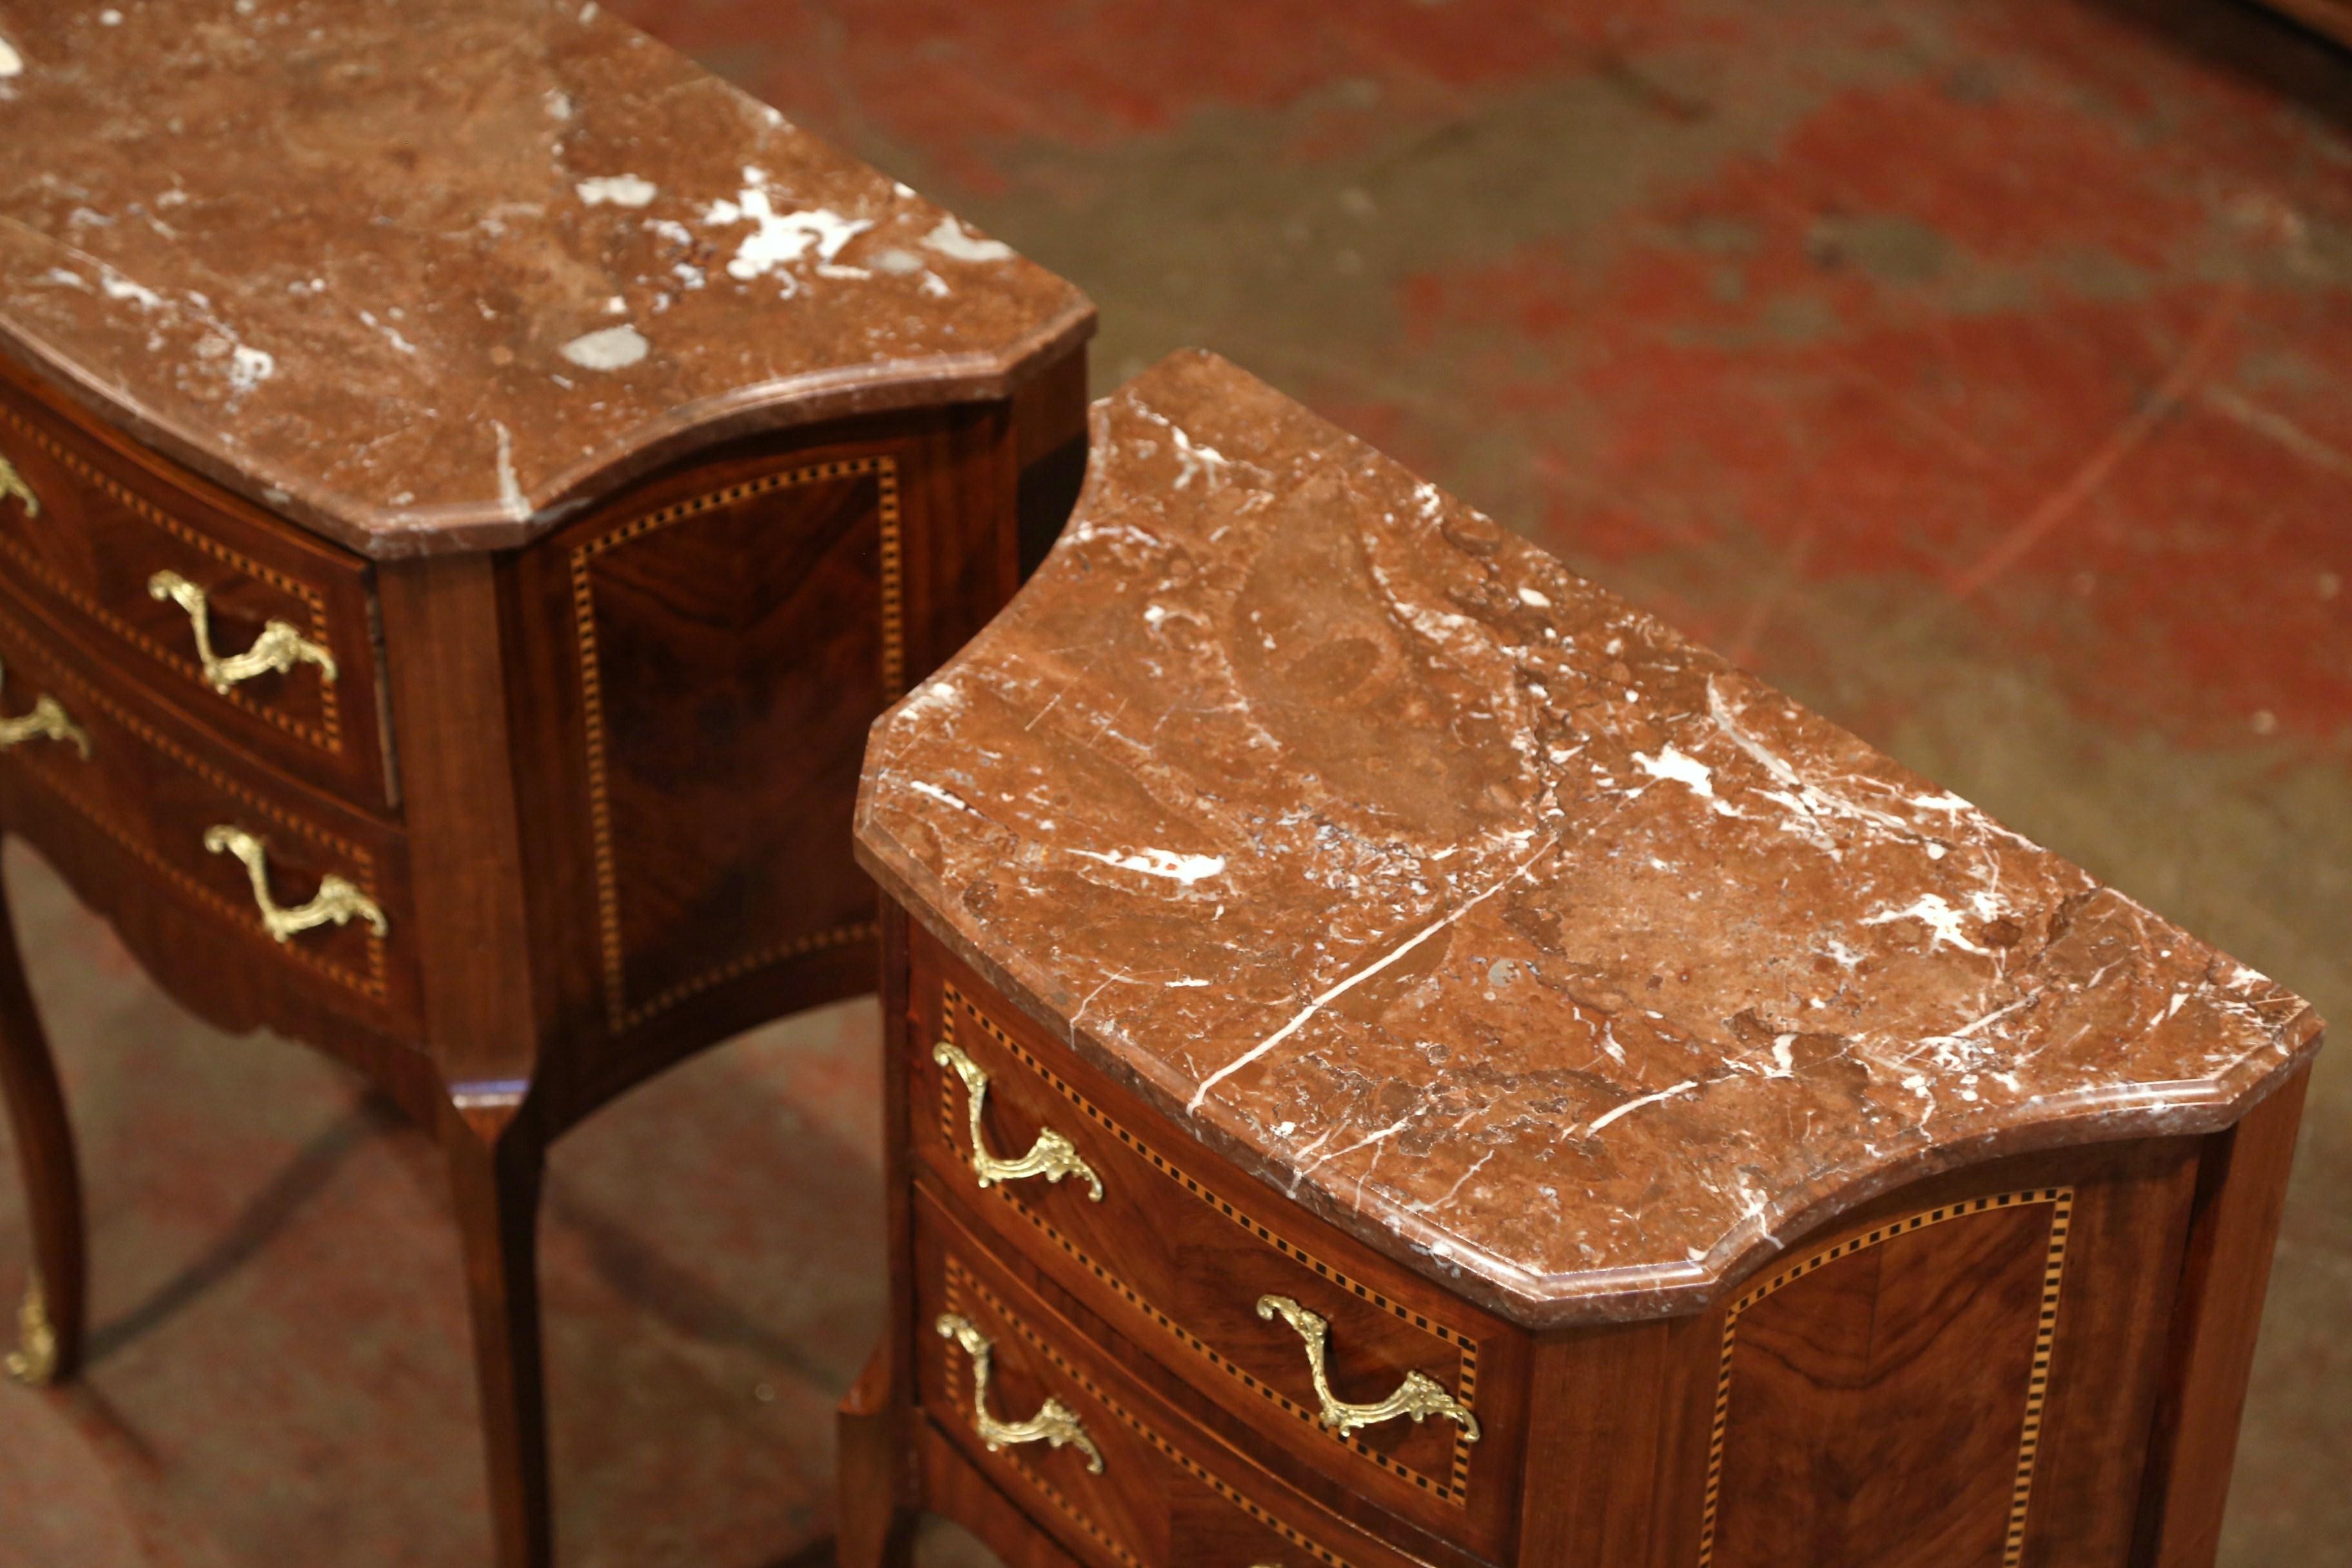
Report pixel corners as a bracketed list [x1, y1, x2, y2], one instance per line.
[148, 569, 337, 692]
[203, 825, 386, 944]
[934, 1039, 1104, 1200]
[0, 456, 37, 518]
[1255, 1293, 1480, 1443]
[935, 1313, 1104, 1473]
[0, 658, 89, 759]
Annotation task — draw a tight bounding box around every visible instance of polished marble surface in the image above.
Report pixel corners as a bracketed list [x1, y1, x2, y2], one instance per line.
[0, 0, 1090, 555]
[859, 351, 2320, 1326]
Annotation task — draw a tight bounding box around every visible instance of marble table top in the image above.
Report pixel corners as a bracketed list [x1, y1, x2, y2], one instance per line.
[0, 0, 1091, 556]
[857, 349, 2322, 1326]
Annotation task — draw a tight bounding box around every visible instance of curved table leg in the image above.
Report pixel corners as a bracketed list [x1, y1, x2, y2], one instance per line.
[0, 859, 82, 1387]
[447, 1102, 553, 1568]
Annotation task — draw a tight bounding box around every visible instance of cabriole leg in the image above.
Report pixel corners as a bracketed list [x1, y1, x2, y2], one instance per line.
[0, 860, 82, 1387]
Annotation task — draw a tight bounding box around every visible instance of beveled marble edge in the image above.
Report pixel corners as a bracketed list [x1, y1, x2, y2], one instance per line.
[0, 298, 1094, 560]
[853, 372, 2326, 1329]
[859, 822, 2322, 1329]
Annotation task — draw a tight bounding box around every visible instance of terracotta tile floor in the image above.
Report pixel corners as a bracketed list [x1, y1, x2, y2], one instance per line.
[3, 0, 2347, 1562]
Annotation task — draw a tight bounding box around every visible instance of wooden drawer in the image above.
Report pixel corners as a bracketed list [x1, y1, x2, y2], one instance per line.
[0, 587, 417, 1033]
[916, 1187, 1440, 1568]
[0, 369, 391, 810]
[910, 943, 1527, 1559]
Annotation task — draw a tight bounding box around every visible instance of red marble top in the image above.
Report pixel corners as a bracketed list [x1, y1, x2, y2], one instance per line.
[857, 350, 2322, 1327]
[0, 0, 1090, 557]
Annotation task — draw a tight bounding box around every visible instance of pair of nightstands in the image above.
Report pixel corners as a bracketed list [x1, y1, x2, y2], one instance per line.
[0, 1, 1086, 1562]
[0, 5, 2322, 1567]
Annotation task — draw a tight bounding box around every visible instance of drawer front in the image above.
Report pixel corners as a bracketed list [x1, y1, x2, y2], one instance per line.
[916, 1189, 1435, 1568]
[0, 371, 391, 810]
[0, 589, 416, 1031]
[910, 946, 1525, 1556]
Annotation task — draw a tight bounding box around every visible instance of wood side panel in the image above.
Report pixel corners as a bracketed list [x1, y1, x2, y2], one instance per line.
[2022, 1141, 2200, 1568]
[2133, 1067, 2315, 1568]
[571, 460, 890, 1030]
[1648, 1309, 1736, 1568]
[896, 400, 1018, 680]
[1660, 1137, 2200, 1568]
[911, 932, 1526, 1563]
[1710, 1201, 2053, 1568]
[1513, 1317, 1676, 1568]
[504, 406, 1019, 1133]
[1012, 346, 1090, 579]
[377, 556, 544, 1098]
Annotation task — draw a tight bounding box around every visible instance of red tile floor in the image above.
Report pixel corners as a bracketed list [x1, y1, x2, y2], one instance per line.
[2, 0, 2347, 1562]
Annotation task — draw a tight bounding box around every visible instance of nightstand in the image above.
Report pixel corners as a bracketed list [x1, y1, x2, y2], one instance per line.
[845, 351, 2318, 1568]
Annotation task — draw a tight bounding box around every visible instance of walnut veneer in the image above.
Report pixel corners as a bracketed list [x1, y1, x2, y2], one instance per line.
[0, 3, 1092, 1563]
[843, 353, 2322, 1568]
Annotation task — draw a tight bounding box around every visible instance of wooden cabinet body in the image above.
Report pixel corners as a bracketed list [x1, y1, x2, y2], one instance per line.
[0, 1, 1092, 1562]
[858, 925, 2306, 1568]
[843, 353, 2321, 1568]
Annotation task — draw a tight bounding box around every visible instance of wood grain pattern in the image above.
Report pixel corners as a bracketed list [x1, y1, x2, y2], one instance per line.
[861, 891, 2293, 1568]
[567, 455, 897, 1032]
[0, 362, 389, 808]
[0, 583, 413, 1022]
[1703, 1191, 2069, 1568]
[912, 941, 1528, 1561]
[507, 400, 1028, 1139]
[914, 1188, 1440, 1568]
[2133, 1067, 2314, 1568]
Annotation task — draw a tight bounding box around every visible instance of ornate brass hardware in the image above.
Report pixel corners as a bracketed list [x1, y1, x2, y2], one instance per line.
[0, 659, 89, 758]
[4, 1269, 59, 1387]
[202, 825, 387, 944]
[147, 569, 338, 693]
[0, 456, 37, 518]
[934, 1039, 1104, 1200]
[1255, 1294, 1481, 1443]
[936, 1313, 1104, 1473]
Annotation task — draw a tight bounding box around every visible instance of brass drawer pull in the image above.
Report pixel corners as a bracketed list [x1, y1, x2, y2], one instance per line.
[0, 456, 37, 517]
[1256, 1294, 1481, 1443]
[0, 660, 90, 758]
[203, 825, 387, 944]
[934, 1039, 1104, 1200]
[936, 1313, 1104, 1474]
[148, 570, 338, 692]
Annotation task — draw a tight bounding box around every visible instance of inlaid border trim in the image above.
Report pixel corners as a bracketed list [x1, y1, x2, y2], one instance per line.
[569, 456, 900, 1032]
[0, 402, 346, 754]
[941, 1254, 1370, 1568]
[942, 983, 1480, 1505]
[0, 594, 389, 1001]
[1694, 1186, 2074, 1568]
